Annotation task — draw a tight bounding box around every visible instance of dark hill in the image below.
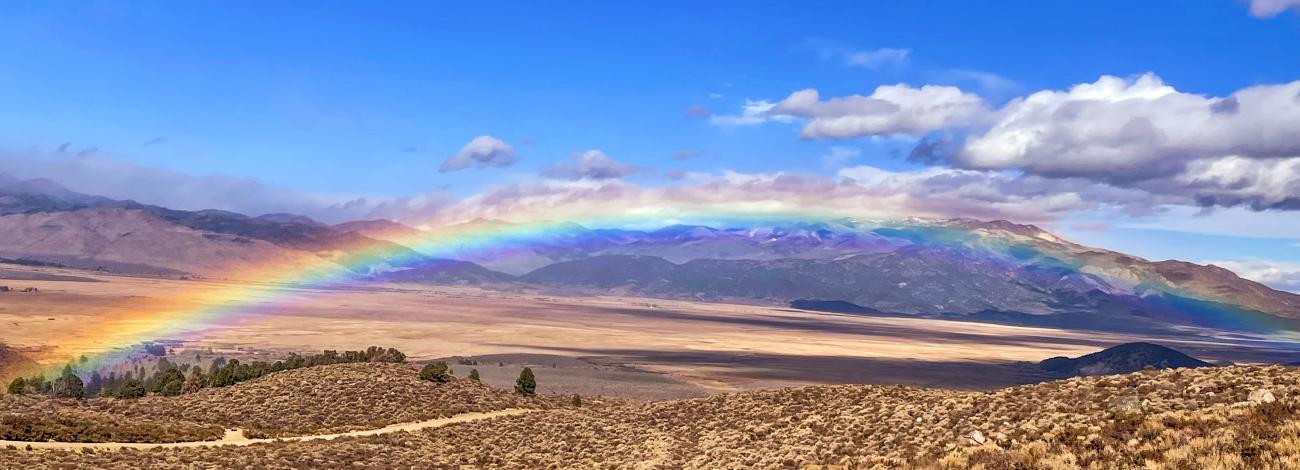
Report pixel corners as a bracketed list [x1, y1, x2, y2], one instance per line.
[789, 299, 885, 316]
[1039, 342, 1212, 376]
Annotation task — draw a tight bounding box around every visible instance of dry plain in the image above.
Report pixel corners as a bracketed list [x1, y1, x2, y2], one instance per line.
[1, 264, 1295, 398]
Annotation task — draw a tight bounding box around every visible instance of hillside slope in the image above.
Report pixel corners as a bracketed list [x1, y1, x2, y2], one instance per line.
[0, 207, 325, 275]
[6, 364, 1298, 468]
[87, 362, 554, 438]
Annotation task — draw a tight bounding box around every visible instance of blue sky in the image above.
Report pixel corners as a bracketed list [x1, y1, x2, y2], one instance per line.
[2, 1, 1300, 290]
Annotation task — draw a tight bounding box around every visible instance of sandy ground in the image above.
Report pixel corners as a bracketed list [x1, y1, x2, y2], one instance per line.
[2, 265, 1297, 396]
[0, 409, 534, 450]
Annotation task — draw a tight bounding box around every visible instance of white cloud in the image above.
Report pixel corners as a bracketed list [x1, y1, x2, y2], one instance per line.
[1204, 258, 1300, 293]
[805, 39, 911, 69]
[957, 74, 1300, 181]
[542, 150, 637, 180]
[842, 47, 911, 69]
[709, 100, 789, 127]
[767, 85, 988, 138]
[1249, 0, 1300, 17]
[439, 135, 517, 172]
[736, 73, 1300, 214]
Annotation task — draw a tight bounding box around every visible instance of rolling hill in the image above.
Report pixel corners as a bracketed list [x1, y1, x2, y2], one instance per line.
[4, 358, 1297, 469]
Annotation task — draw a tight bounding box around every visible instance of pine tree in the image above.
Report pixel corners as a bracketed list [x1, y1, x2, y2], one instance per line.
[515, 367, 536, 395]
[52, 365, 84, 399]
[86, 371, 104, 397]
[152, 368, 185, 396]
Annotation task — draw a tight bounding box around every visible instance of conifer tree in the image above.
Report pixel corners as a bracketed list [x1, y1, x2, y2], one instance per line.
[515, 367, 536, 395]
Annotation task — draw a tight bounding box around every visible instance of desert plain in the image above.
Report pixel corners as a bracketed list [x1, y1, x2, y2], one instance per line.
[1, 264, 1296, 399]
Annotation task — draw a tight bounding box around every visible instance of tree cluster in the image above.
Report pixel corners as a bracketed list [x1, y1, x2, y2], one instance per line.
[6, 346, 407, 399]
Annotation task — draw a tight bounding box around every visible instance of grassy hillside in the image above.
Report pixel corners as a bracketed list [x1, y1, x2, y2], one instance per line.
[4, 364, 1298, 468]
[2, 362, 555, 442]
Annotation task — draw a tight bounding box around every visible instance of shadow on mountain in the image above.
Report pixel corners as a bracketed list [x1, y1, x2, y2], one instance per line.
[588, 305, 1116, 350]
[508, 345, 1057, 390]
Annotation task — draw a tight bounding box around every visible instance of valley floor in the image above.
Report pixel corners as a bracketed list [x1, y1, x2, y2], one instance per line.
[2, 265, 1297, 397]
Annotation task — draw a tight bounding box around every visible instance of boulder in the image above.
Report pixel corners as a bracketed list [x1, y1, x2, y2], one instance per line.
[1108, 396, 1146, 417]
[1249, 389, 1276, 405]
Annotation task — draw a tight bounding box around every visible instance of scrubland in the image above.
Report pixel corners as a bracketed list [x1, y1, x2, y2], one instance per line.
[3, 363, 1298, 469]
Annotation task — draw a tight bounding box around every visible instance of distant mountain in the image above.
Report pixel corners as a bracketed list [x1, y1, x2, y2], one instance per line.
[0, 173, 140, 215]
[0, 176, 463, 278]
[0, 207, 329, 276]
[508, 219, 1300, 333]
[6, 174, 1300, 336]
[372, 258, 513, 285]
[1039, 343, 1212, 376]
[334, 219, 427, 243]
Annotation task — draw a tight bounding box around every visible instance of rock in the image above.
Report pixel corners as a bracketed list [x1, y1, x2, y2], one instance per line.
[968, 430, 986, 445]
[1249, 389, 1276, 405]
[1108, 396, 1146, 417]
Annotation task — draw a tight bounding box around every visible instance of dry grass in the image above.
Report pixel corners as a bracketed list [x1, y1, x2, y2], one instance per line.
[2, 362, 556, 443]
[4, 364, 1300, 468]
[0, 395, 222, 443]
[89, 362, 558, 438]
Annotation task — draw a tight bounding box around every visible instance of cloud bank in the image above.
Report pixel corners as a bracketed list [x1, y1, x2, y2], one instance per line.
[721, 73, 1300, 213]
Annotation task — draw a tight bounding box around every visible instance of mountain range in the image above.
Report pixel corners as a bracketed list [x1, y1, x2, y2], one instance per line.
[3, 174, 1300, 335]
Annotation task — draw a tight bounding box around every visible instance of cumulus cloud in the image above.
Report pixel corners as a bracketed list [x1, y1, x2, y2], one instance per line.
[1205, 259, 1300, 293]
[543, 150, 637, 180]
[739, 73, 1300, 214]
[956, 74, 1300, 180]
[947, 74, 1300, 211]
[1249, 0, 1300, 17]
[765, 85, 988, 138]
[438, 135, 517, 172]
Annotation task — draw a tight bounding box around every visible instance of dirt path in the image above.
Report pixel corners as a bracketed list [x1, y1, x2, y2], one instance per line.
[0, 408, 536, 451]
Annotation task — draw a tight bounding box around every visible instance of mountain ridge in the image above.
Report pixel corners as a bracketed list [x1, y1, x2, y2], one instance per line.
[3, 175, 1298, 335]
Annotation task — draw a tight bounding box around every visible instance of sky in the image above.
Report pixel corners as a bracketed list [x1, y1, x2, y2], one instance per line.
[1, 0, 1300, 291]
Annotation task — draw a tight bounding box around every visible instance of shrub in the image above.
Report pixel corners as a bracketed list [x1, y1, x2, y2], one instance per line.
[419, 362, 452, 383]
[468, 369, 480, 382]
[6, 377, 24, 395]
[515, 367, 536, 395]
[571, 394, 582, 406]
[25, 375, 48, 394]
[117, 379, 146, 399]
[152, 368, 185, 396]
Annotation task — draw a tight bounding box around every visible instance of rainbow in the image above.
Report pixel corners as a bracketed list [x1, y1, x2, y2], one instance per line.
[5, 210, 836, 380]
[6, 209, 1299, 381]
